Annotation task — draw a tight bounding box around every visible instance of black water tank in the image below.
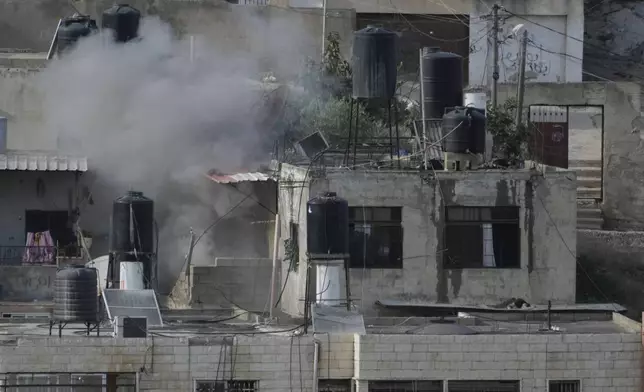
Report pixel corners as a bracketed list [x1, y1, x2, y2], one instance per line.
[468, 107, 486, 154]
[352, 26, 398, 99]
[111, 191, 154, 254]
[102, 4, 141, 43]
[421, 47, 463, 119]
[57, 15, 98, 55]
[307, 192, 349, 256]
[442, 107, 473, 153]
[54, 266, 98, 322]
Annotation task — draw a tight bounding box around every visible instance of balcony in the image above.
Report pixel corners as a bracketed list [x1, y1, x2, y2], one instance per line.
[0, 245, 83, 266]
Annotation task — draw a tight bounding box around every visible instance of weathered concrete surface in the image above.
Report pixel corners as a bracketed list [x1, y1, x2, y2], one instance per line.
[577, 229, 644, 320]
[278, 164, 577, 316]
[0, 265, 55, 301]
[0, 0, 354, 59]
[186, 258, 273, 312]
[499, 82, 644, 229]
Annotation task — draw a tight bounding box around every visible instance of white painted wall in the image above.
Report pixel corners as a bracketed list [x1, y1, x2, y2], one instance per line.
[469, 8, 583, 86]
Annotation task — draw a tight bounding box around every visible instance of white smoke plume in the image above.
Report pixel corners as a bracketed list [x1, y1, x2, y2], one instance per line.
[34, 15, 311, 292]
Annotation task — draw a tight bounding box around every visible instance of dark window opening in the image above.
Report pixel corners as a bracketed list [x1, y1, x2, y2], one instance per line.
[448, 380, 520, 392]
[349, 207, 403, 269]
[369, 380, 443, 392]
[444, 206, 521, 269]
[319, 379, 352, 392]
[549, 380, 580, 392]
[195, 380, 258, 392]
[25, 210, 76, 248]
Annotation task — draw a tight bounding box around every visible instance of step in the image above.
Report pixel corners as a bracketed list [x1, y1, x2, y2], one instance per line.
[577, 208, 602, 219]
[577, 188, 602, 199]
[577, 217, 603, 230]
[569, 168, 601, 179]
[569, 159, 602, 168]
[577, 177, 602, 189]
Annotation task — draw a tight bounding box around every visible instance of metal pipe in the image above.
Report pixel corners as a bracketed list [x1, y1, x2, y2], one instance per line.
[312, 339, 320, 392]
[269, 213, 280, 319]
[419, 48, 428, 170]
[47, 19, 63, 60]
[321, 0, 328, 56]
[547, 300, 552, 330]
[189, 35, 195, 63]
[491, 5, 500, 108]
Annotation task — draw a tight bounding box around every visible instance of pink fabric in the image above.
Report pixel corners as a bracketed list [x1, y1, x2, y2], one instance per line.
[22, 231, 55, 265]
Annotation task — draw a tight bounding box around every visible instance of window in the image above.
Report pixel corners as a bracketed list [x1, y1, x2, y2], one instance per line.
[444, 206, 520, 268]
[448, 381, 520, 392]
[319, 379, 351, 392]
[0, 373, 135, 391]
[369, 381, 442, 392]
[549, 380, 580, 392]
[195, 380, 258, 392]
[349, 207, 403, 268]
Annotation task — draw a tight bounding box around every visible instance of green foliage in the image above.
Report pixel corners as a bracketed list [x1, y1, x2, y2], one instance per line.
[284, 238, 299, 272]
[486, 98, 530, 163]
[287, 33, 412, 148]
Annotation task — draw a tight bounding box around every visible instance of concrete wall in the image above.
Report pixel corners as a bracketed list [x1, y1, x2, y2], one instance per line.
[470, 0, 584, 85]
[0, 265, 55, 301]
[498, 82, 644, 229]
[2, 329, 640, 392]
[278, 164, 577, 316]
[187, 258, 274, 312]
[354, 332, 642, 392]
[0, 0, 354, 58]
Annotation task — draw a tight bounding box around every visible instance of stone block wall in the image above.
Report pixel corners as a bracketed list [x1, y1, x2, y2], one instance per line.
[355, 333, 643, 392]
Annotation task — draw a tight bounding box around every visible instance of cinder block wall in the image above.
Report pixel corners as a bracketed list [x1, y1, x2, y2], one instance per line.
[189, 259, 272, 312]
[1, 332, 641, 391]
[0, 335, 350, 391]
[355, 333, 643, 391]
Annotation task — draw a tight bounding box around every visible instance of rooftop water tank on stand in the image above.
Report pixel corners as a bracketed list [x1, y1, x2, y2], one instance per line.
[102, 4, 141, 43]
[352, 26, 398, 99]
[442, 107, 473, 154]
[56, 15, 98, 55]
[467, 106, 486, 155]
[421, 47, 463, 119]
[53, 266, 98, 323]
[307, 192, 349, 256]
[307, 192, 350, 307]
[111, 191, 154, 254]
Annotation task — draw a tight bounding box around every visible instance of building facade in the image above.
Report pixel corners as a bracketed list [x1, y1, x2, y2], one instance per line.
[0, 311, 640, 392]
[277, 164, 577, 317]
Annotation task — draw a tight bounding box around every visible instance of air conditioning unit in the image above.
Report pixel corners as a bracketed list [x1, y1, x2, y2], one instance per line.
[114, 316, 147, 338]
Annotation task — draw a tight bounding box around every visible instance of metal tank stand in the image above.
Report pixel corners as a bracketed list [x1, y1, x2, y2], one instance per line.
[303, 254, 352, 334]
[48, 320, 100, 337]
[343, 98, 401, 169]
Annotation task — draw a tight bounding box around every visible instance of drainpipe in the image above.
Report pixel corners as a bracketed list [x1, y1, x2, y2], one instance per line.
[312, 339, 321, 392]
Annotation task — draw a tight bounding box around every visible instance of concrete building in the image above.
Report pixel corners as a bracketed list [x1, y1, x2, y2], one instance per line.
[277, 163, 577, 317]
[0, 307, 639, 392]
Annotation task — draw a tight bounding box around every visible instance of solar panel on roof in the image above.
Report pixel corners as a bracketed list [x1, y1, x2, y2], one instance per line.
[102, 289, 163, 327]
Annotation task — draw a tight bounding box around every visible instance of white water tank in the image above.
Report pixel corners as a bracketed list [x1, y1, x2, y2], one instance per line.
[464, 91, 487, 110]
[120, 261, 144, 290]
[316, 262, 344, 306]
[86, 255, 110, 291]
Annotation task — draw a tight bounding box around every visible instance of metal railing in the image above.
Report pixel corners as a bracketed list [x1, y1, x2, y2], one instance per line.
[0, 246, 58, 266]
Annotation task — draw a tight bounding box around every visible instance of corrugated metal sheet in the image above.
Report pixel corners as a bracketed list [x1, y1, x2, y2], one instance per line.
[0, 152, 88, 172]
[207, 171, 274, 184]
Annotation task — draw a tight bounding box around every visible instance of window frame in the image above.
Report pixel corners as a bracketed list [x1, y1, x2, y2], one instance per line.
[368, 380, 443, 392]
[348, 207, 403, 269]
[194, 380, 259, 392]
[444, 206, 521, 270]
[548, 380, 581, 392]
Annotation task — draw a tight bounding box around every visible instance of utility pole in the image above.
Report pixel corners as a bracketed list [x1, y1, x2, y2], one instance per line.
[491, 4, 500, 108]
[419, 48, 428, 170]
[515, 30, 528, 129]
[321, 0, 328, 57]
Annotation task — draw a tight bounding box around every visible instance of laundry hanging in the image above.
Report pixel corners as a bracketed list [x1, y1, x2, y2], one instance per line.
[22, 231, 55, 265]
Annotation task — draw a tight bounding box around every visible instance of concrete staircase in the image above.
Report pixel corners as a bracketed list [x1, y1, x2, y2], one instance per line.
[570, 160, 602, 200]
[577, 201, 604, 230]
[569, 160, 603, 230]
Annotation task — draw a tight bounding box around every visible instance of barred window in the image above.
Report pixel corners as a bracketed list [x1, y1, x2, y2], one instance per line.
[195, 380, 258, 392]
[549, 380, 580, 392]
